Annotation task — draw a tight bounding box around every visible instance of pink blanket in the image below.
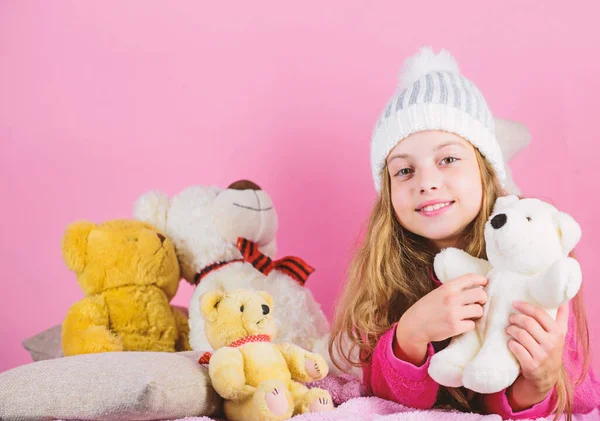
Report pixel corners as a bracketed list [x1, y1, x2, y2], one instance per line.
[174, 397, 600, 421]
[173, 374, 600, 421]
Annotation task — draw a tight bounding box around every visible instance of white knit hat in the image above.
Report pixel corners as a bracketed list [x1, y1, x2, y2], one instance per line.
[370, 46, 506, 193]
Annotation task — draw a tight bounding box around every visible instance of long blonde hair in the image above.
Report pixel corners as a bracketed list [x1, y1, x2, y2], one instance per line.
[329, 149, 590, 420]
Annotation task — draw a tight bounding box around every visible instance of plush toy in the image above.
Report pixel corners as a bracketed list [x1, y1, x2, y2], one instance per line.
[493, 117, 531, 196]
[61, 219, 190, 356]
[198, 288, 334, 421]
[133, 180, 330, 356]
[428, 195, 582, 393]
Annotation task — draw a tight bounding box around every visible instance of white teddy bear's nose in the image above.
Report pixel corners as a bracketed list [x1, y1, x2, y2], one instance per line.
[491, 214, 507, 229]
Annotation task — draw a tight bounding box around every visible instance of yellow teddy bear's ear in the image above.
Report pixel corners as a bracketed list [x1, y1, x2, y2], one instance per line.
[200, 290, 225, 322]
[62, 221, 96, 273]
[258, 291, 274, 308]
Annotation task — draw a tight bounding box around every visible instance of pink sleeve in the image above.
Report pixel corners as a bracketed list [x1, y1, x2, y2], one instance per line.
[482, 388, 555, 419]
[563, 306, 600, 414]
[363, 323, 439, 409]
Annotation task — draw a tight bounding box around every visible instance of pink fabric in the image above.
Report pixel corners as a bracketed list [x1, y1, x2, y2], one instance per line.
[306, 373, 368, 405]
[170, 397, 600, 421]
[55, 370, 597, 421]
[364, 298, 600, 419]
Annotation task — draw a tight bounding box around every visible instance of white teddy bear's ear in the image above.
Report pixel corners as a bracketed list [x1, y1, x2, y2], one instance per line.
[133, 190, 170, 232]
[553, 212, 582, 255]
[492, 195, 520, 214]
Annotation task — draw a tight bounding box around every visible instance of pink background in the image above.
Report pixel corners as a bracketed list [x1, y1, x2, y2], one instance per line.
[1, 1, 598, 373]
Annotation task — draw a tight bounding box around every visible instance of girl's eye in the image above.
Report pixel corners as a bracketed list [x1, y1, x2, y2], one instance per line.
[395, 168, 413, 177]
[440, 156, 458, 165]
[526, 217, 532, 222]
[240, 305, 244, 312]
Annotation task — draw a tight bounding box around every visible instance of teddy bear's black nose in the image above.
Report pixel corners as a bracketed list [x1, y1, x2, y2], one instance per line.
[491, 214, 507, 229]
[156, 233, 166, 243]
[229, 180, 262, 191]
[262, 305, 270, 315]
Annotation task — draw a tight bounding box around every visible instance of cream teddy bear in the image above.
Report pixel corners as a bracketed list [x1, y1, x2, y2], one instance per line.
[133, 180, 330, 356]
[428, 195, 582, 394]
[493, 118, 531, 196]
[199, 289, 334, 421]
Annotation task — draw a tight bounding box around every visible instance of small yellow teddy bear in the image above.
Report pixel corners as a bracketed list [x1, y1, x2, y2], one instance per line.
[199, 289, 334, 421]
[61, 219, 190, 356]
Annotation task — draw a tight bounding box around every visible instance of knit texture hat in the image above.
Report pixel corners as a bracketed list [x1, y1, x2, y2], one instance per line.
[370, 46, 506, 193]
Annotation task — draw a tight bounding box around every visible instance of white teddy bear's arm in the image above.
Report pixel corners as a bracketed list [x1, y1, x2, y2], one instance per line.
[433, 248, 492, 284]
[528, 257, 582, 309]
[208, 347, 255, 401]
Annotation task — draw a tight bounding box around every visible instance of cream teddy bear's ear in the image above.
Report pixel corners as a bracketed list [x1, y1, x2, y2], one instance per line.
[62, 221, 96, 273]
[553, 211, 582, 255]
[493, 118, 531, 162]
[133, 190, 170, 232]
[494, 118, 531, 195]
[258, 291, 274, 308]
[200, 290, 225, 322]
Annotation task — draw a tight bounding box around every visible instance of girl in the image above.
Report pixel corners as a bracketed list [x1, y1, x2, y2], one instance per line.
[329, 46, 599, 420]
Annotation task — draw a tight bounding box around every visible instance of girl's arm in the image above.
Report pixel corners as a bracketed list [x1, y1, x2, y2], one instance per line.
[363, 324, 439, 409]
[364, 272, 488, 409]
[481, 301, 600, 418]
[481, 380, 555, 420]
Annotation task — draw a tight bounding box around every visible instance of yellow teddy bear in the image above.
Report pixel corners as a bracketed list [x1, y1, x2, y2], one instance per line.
[199, 289, 334, 421]
[61, 219, 190, 356]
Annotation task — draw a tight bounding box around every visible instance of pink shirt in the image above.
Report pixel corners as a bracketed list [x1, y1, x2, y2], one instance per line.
[362, 277, 599, 418]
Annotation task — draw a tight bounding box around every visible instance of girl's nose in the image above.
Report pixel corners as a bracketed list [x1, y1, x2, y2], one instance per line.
[417, 167, 442, 193]
[420, 183, 439, 193]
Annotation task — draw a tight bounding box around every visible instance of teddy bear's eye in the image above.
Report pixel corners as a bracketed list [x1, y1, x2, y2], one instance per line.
[240, 305, 244, 312]
[526, 217, 532, 222]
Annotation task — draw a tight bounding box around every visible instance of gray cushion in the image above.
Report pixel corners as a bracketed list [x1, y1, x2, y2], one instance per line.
[22, 324, 63, 361]
[0, 350, 221, 421]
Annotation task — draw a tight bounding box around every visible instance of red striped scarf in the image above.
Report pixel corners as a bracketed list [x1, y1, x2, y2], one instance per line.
[193, 238, 315, 286]
[236, 238, 314, 286]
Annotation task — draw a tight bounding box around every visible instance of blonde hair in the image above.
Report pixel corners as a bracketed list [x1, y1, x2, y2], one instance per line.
[329, 148, 590, 420]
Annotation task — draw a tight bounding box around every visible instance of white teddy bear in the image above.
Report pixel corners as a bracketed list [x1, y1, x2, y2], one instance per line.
[133, 180, 331, 357]
[428, 195, 582, 394]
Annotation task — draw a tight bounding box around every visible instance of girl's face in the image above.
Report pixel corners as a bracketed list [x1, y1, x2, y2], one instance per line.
[386, 130, 483, 251]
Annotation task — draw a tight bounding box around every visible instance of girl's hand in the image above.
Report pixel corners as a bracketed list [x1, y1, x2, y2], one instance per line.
[394, 274, 488, 364]
[506, 301, 568, 397]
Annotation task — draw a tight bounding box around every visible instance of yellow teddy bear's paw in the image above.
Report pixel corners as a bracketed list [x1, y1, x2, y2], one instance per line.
[63, 326, 123, 356]
[304, 353, 329, 381]
[299, 388, 334, 414]
[254, 380, 294, 421]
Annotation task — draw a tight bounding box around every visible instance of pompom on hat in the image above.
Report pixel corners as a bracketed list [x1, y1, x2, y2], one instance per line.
[370, 46, 506, 193]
